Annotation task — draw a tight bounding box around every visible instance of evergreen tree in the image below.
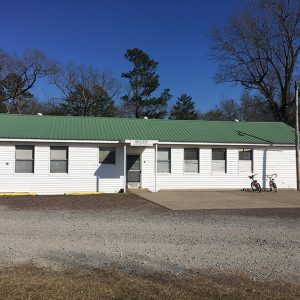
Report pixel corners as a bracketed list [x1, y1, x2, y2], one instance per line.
[169, 94, 197, 120]
[121, 48, 171, 118]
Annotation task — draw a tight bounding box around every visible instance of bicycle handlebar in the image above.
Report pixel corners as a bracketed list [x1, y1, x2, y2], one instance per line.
[264, 174, 277, 178]
[248, 173, 258, 179]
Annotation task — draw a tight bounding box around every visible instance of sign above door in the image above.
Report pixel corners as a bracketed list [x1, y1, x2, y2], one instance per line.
[129, 140, 157, 147]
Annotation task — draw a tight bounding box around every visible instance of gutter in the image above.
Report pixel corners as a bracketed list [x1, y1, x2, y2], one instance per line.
[0, 138, 294, 147]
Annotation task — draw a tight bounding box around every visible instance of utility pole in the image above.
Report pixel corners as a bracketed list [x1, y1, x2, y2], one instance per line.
[295, 82, 300, 191]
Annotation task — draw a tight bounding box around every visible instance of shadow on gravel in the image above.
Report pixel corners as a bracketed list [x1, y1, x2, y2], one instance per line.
[42, 249, 186, 276]
[0, 194, 165, 213]
[0, 264, 299, 300]
[0, 194, 299, 219]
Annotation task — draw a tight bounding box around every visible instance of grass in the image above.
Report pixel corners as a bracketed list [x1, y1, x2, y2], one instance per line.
[0, 265, 299, 299]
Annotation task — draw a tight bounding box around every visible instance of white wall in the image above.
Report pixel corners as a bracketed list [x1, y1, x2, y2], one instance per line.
[0, 143, 296, 194]
[0, 143, 125, 194]
[155, 146, 297, 190]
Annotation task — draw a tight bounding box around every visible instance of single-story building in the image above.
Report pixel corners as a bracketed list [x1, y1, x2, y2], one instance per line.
[0, 113, 297, 194]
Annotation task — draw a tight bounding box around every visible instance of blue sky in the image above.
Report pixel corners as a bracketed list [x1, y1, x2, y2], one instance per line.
[0, 0, 243, 112]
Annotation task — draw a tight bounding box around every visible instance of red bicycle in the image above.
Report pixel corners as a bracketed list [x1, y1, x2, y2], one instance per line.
[249, 174, 262, 192]
[265, 174, 278, 192]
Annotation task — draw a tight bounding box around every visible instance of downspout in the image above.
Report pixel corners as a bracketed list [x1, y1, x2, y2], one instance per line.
[155, 143, 158, 192]
[124, 144, 127, 193]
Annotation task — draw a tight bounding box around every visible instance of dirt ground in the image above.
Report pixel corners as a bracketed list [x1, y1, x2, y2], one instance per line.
[0, 264, 299, 300]
[0, 193, 300, 218]
[0, 194, 300, 299]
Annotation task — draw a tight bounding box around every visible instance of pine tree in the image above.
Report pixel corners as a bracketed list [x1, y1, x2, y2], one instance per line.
[169, 94, 197, 120]
[121, 48, 171, 118]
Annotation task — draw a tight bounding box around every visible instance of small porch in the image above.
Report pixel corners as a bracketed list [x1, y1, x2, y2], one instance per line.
[122, 140, 158, 193]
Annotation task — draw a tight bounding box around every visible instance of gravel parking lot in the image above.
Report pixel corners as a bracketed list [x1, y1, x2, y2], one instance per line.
[0, 194, 299, 284]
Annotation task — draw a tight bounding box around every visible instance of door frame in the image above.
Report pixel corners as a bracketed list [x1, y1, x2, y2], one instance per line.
[126, 154, 142, 188]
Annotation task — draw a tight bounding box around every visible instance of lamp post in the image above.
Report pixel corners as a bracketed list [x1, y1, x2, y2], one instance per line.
[295, 82, 300, 191]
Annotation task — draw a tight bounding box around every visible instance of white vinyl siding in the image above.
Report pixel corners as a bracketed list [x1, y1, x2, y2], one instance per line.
[239, 149, 253, 174]
[212, 148, 226, 174]
[15, 146, 34, 173]
[157, 148, 171, 173]
[0, 144, 296, 194]
[99, 147, 116, 164]
[184, 148, 199, 173]
[50, 146, 68, 173]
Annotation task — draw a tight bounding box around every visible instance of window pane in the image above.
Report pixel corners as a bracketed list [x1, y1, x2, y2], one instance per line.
[212, 148, 226, 160]
[16, 146, 33, 160]
[184, 148, 198, 160]
[50, 160, 68, 173]
[99, 147, 116, 164]
[157, 148, 170, 160]
[239, 149, 252, 160]
[51, 147, 68, 160]
[184, 160, 198, 173]
[239, 160, 252, 173]
[127, 170, 140, 182]
[157, 161, 171, 173]
[127, 156, 140, 171]
[16, 160, 33, 173]
[212, 160, 226, 173]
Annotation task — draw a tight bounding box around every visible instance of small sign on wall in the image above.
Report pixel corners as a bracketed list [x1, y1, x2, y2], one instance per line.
[130, 140, 157, 147]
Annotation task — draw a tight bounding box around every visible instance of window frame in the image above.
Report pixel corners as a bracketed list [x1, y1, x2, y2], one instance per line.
[238, 148, 253, 174]
[15, 145, 34, 174]
[211, 148, 227, 174]
[50, 146, 69, 174]
[99, 147, 116, 165]
[184, 148, 199, 173]
[157, 147, 171, 174]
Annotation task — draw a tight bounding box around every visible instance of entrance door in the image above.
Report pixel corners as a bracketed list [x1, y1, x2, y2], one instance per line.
[127, 155, 141, 188]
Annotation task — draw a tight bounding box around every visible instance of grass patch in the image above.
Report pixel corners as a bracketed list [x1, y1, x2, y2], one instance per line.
[0, 265, 299, 299]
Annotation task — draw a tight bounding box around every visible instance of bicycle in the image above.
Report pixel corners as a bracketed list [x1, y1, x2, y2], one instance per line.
[249, 174, 262, 192]
[265, 174, 278, 192]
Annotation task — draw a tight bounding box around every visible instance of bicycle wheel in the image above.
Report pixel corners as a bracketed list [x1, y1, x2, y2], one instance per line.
[273, 182, 277, 192]
[269, 182, 273, 191]
[257, 183, 262, 192]
[251, 182, 256, 191]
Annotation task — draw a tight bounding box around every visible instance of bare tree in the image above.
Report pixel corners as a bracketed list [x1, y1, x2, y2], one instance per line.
[52, 63, 120, 116]
[198, 99, 239, 121]
[0, 49, 58, 113]
[198, 92, 276, 122]
[239, 91, 275, 121]
[211, 0, 300, 125]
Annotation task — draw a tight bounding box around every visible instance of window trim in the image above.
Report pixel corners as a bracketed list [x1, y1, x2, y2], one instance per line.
[211, 148, 227, 174]
[184, 148, 199, 173]
[50, 146, 69, 174]
[238, 148, 253, 174]
[99, 147, 116, 165]
[157, 147, 171, 174]
[15, 145, 34, 174]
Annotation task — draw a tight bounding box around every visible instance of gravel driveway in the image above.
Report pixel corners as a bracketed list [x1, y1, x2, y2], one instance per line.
[0, 195, 299, 283]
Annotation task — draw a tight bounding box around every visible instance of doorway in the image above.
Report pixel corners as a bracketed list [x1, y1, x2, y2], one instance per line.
[127, 154, 141, 188]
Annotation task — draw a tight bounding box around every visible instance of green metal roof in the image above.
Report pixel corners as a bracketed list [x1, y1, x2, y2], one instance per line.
[0, 113, 296, 145]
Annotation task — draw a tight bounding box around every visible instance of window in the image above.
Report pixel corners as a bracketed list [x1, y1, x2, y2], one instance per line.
[212, 148, 226, 173]
[50, 146, 68, 173]
[184, 148, 199, 173]
[157, 148, 171, 173]
[99, 147, 116, 164]
[239, 149, 253, 173]
[15, 146, 34, 173]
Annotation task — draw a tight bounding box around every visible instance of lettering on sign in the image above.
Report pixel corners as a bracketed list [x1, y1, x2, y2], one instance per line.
[130, 140, 156, 147]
